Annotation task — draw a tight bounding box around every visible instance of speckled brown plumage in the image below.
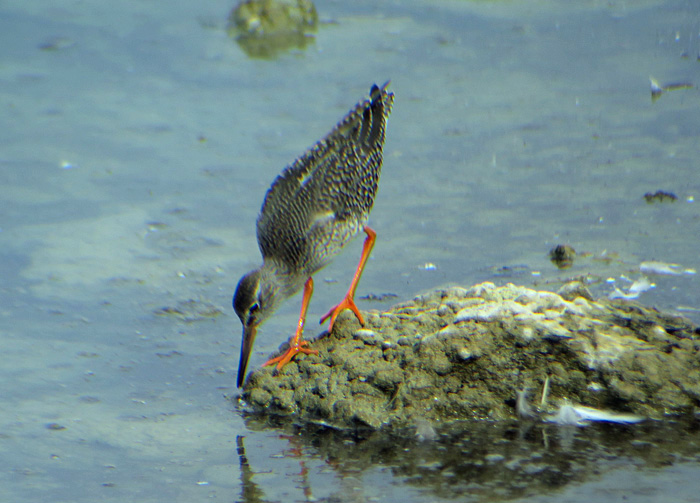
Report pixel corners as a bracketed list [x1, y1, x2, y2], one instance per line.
[233, 83, 394, 387]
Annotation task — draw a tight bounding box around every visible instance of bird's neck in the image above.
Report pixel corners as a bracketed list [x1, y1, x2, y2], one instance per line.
[260, 259, 306, 299]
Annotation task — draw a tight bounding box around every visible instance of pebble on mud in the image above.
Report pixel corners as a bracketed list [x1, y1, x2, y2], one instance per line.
[238, 282, 700, 431]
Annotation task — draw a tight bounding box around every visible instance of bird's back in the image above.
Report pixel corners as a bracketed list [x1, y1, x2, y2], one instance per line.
[256, 83, 394, 275]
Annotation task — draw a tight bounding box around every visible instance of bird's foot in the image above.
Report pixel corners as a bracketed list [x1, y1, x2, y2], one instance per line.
[263, 339, 319, 372]
[320, 294, 365, 332]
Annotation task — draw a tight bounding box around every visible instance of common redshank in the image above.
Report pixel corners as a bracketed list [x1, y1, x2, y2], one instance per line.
[233, 83, 394, 387]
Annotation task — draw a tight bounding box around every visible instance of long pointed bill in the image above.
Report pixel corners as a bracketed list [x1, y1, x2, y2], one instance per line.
[237, 324, 257, 388]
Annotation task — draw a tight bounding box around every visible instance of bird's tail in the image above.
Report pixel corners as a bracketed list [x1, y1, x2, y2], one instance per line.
[359, 82, 394, 152]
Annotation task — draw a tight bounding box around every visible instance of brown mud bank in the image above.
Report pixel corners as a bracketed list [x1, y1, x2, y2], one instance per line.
[238, 282, 700, 431]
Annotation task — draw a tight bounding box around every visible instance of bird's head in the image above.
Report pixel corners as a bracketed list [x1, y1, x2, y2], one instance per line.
[233, 267, 282, 387]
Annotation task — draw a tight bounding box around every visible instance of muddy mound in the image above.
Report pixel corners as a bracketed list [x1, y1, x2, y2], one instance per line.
[239, 282, 700, 431]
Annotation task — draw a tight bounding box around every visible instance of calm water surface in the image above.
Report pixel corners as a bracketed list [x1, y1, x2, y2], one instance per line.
[1, 0, 699, 501]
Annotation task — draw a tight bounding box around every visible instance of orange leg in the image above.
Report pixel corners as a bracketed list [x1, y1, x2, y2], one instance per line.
[320, 226, 376, 332]
[263, 277, 319, 371]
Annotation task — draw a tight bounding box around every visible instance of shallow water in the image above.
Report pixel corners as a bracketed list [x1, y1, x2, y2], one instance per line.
[1, 0, 699, 501]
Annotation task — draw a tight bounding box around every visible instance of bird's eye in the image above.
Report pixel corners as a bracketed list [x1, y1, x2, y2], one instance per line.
[246, 303, 260, 326]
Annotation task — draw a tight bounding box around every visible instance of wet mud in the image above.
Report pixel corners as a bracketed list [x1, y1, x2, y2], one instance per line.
[239, 282, 700, 431]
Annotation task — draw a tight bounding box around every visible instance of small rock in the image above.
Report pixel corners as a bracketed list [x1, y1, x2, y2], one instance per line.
[558, 281, 595, 302]
[354, 328, 378, 345]
[549, 244, 576, 269]
[456, 347, 472, 361]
